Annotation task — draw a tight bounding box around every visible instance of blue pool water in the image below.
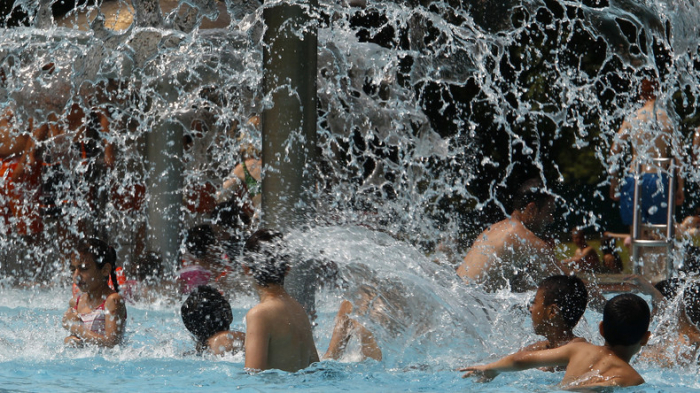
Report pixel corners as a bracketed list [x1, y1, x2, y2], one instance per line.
[2, 228, 700, 392]
[2, 290, 699, 392]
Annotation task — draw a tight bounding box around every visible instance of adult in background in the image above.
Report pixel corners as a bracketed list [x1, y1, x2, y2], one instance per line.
[457, 179, 567, 292]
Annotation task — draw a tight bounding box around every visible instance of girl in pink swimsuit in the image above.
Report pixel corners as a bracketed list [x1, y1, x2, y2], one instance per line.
[62, 238, 127, 347]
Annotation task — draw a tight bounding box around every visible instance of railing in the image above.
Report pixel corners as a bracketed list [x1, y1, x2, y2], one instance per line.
[631, 157, 675, 279]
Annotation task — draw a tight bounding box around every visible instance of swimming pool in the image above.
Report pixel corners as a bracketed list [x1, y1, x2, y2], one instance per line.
[2, 229, 700, 393]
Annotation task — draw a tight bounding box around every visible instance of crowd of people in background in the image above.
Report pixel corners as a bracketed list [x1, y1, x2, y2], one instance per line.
[3, 47, 700, 389]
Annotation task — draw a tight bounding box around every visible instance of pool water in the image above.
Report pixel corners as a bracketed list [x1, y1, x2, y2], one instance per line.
[2, 283, 700, 392]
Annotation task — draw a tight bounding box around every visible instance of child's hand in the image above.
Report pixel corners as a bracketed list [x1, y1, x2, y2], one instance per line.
[62, 308, 80, 331]
[459, 365, 499, 382]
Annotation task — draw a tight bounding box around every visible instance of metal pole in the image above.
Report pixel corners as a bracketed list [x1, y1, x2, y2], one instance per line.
[632, 162, 642, 273]
[666, 160, 676, 278]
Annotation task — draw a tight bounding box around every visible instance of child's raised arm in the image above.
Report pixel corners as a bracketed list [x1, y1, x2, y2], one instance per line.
[460, 344, 576, 382]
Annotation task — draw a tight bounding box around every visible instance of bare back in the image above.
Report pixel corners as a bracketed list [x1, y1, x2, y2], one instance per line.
[244, 291, 319, 372]
[618, 99, 675, 173]
[457, 217, 557, 291]
[557, 342, 644, 388]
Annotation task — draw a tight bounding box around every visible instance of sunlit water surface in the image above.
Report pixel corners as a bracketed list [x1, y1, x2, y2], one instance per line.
[0, 227, 699, 392]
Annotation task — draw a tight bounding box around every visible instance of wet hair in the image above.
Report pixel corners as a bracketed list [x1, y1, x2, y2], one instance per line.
[602, 294, 650, 346]
[76, 238, 119, 293]
[512, 178, 552, 211]
[181, 285, 233, 348]
[655, 279, 700, 326]
[539, 275, 588, 330]
[211, 200, 251, 229]
[185, 225, 216, 259]
[243, 229, 288, 286]
[134, 251, 163, 282]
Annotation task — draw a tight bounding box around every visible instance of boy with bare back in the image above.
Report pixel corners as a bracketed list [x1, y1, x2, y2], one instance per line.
[461, 293, 651, 388]
[242, 229, 319, 372]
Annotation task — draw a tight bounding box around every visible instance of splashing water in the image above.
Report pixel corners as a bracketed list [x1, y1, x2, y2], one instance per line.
[1, 0, 700, 390]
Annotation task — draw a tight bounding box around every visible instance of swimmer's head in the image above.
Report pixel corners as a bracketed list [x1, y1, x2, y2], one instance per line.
[655, 279, 700, 327]
[184, 224, 216, 259]
[639, 78, 659, 102]
[75, 238, 119, 293]
[243, 229, 289, 287]
[571, 228, 586, 248]
[181, 285, 233, 347]
[513, 178, 555, 228]
[601, 294, 650, 347]
[536, 275, 588, 331]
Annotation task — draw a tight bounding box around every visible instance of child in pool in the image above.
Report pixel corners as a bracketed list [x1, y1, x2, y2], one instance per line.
[177, 224, 230, 295]
[242, 229, 320, 372]
[461, 293, 651, 388]
[62, 238, 127, 348]
[627, 275, 700, 366]
[521, 275, 588, 353]
[561, 229, 602, 274]
[181, 285, 245, 355]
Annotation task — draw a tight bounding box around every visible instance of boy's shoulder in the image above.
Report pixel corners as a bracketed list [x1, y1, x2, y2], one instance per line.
[246, 295, 289, 321]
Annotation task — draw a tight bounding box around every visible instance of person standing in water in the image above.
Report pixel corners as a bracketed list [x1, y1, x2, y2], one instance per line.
[457, 178, 567, 292]
[609, 78, 684, 228]
[181, 285, 246, 356]
[217, 115, 262, 219]
[522, 275, 589, 353]
[62, 238, 127, 348]
[242, 229, 319, 372]
[0, 66, 45, 241]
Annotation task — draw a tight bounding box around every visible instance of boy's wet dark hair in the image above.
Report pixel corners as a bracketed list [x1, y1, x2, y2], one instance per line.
[243, 229, 288, 286]
[181, 285, 233, 348]
[185, 224, 216, 259]
[655, 278, 700, 326]
[602, 294, 650, 346]
[512, 178, 552, 211]
[76, 238, 119, 293]
[539, 275, 588, 330]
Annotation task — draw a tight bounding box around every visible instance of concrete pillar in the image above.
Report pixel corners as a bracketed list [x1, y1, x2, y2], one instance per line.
[261, 0, 318, 231]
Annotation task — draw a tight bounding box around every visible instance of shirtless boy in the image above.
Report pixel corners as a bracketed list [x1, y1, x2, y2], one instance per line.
[627, 275, 700, 366]
[522, 275, 588, 353]
[242, 229, 319, 372]
[461, 293, 651, 388]
[457, 179, 565, 292]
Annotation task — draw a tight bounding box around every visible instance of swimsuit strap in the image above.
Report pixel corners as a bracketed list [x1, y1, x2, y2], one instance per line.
[241, 160, 261, 197]
[74, 295, 106, 311]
